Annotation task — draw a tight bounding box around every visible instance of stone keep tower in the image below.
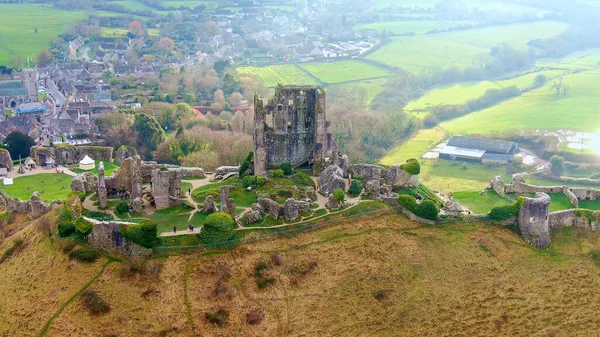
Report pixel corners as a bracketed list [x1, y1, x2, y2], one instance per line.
[518, 193, 551, 249]
[254, 85, 334, 177]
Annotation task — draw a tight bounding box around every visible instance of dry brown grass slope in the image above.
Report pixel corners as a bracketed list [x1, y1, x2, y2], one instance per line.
[3, 212, 600, 336]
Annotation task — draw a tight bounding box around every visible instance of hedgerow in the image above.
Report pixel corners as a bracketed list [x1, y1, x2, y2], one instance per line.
[238, 152, 254, 177]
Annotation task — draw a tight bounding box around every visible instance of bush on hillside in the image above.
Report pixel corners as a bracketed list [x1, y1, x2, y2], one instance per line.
[205, 307, 229, 326]
[199, 212, 236, 244]
[255, 175, 266, 186]
[57, 223, 76, 237]
[80, 289, 110, 315]
[397, 195, 439, 221]
[280, 163, 293, 175]
[69, 247, 101, 263]
[333, 188, 345, 203]
[348, 180, 361, 197]
[400, 158, 421, 175]
[120, 220, 158, 248]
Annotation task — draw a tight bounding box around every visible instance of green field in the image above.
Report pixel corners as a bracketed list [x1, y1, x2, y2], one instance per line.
[451, 190, 511, 214]
[71, 161, 120, 176]
[537, 48, 600, 70]
[0, 173, 72, 201]
[367, 21, 568, 73]
[0, 4, 86, 64]
[300, 60, 390, 84]
[440, 69, 600, 134]
[237, 64, 320, 87]
[421, 160, 508, 192]
[327, 78, 387, 106]
[99, 27, 160, 38]
[405, 70, 564, 118]
[380, 127, 447, 166]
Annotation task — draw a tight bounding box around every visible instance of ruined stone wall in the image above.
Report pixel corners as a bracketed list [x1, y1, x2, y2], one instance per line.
[152, 169, 182, 210]
[86, 219, 152, 257]
[0, 149, 13, 170]
[76, 146, 113, 163]
[253, 85, 333, 176]
[115, 145, 137, 165]
[547, 209, 600, 231]
[347, 164, 387, 181]
[563, 187, 579, 208]
[71, 172, 98, 193]
[570, 188, 600, 202]
[30, 146, 53, 166]
[518, 193, 551, 249]
[31, 145, 113, 166]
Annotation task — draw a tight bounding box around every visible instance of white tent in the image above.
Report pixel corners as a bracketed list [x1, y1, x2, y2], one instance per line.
[3, 177, 13, 185]
[79, 155, 95, 171]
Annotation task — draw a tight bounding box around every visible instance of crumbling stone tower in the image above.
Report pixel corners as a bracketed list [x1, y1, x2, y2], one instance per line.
[254, 85, 334, 176]
[518, 193, 551, 249]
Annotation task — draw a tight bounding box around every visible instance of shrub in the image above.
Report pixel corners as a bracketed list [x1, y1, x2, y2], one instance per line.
[271, 253, 282, 266]
[69, 247, 101, 263]
[333, 188, 345, 203]
[550, 155, 565, 176]
[238, 152, 254, 177]
[205, 308, 229, 326]
[348, 180, 361, 197]
[400, 158, 421, 175]
[74, 217, 94, 236]
[80, 289, 110, 315]
[271, 169, 284, 178]
[115, 201, 130, 214]
[254, 262, 276, 288]
[0, 237, 24, 263]
[397, 195, 439, 221]
[280, 163, 293, 176]
[242, 175, 257, 188]
[255, 175, 266, 186]
[246, 309, 265, 325]
[419, 200, 439, 221]
[291, 172, 315, 188]
[159, 167, 168, 172]
[57, 223, 76, 237]
[145, 260, 163, 279]
[199, 212, 236, 244]
[489, 198, 525, 221]
[61, 239, 77, 254]
[120, 220, 158, 248]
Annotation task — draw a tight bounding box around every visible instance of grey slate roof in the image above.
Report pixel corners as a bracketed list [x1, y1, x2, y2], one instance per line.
[447, 136, 516, 154]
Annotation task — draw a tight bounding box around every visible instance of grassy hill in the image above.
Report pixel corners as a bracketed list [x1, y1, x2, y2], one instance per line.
[5, 209, 600, 336]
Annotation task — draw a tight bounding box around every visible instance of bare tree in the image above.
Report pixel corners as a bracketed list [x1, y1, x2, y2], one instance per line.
[551, 76, 564, 96]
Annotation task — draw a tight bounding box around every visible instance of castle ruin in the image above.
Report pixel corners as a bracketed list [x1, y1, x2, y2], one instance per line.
[253, 85, 336, 176]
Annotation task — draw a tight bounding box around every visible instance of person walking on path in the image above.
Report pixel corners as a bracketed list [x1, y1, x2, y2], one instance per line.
[173, 226, 177, 234]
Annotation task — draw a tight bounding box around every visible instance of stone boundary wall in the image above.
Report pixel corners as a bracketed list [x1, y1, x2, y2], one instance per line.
[548, 209, 600, 232]
[33, 145, 113, 165]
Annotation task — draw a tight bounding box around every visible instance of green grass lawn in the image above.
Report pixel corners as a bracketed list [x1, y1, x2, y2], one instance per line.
[548, 193, 575, 212]
[300, 60, 390, 84]
[367, 20, 567, 73]
[451, 190, 512, 215]
[537, 48, 600, 70]
[440, 69, 600, 134]
[128, 205, 194, 233]
[0, 173, 72, 201]
[380, 127, 448, 166]
[420, 160, 508, 193]
[71, 161, 119, 176]
[578, 199, 600, 210]
[237, 64, 320, 87]
[0, 4, 86, 64]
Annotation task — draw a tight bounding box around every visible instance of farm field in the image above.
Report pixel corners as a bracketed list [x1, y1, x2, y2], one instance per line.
[367, 20, 568, 73]
[440, 69, 600, 134]
[380, 127, 447, 166]
[404, 70, 564, 117]
[0, 173, 72, 201]
[0, 4, 86, 64]
[537, 48, 600, 70]
[99, 27, 160, 38]
[237, 64, 320, 87]
[300, 60, 390, 84]
[327, 78, 387, 107]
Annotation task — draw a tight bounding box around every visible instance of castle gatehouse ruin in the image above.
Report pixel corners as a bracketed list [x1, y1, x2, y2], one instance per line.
[253, 85, 337, 176]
